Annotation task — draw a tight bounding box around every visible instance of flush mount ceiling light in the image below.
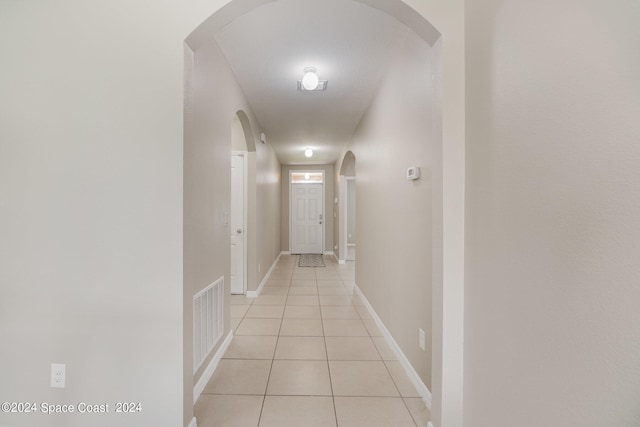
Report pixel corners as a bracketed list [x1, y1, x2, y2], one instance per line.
[302, 67, 319, 90]
[304, 148, 313, 158]
[298, 67, 327, 91]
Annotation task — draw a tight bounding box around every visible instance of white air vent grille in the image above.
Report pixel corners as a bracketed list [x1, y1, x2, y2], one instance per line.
[193, 277, 224, 373]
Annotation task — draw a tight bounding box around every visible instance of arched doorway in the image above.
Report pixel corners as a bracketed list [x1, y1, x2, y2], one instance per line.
[339, 151, 356, 263]
[230, 111, 256, 295]
[185, 3, 463, 427]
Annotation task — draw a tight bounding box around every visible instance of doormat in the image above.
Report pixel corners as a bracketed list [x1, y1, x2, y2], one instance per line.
[298, 254, 326, 268]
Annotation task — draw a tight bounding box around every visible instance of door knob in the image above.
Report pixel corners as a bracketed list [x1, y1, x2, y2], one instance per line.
[319, 221, 323, 225]
[237, 228, 243, 234]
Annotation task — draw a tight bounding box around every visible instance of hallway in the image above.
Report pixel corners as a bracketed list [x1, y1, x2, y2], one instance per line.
[194, 255, 430, 426]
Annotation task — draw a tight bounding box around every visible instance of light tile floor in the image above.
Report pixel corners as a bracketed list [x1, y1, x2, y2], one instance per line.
[195, 255, 430, 427]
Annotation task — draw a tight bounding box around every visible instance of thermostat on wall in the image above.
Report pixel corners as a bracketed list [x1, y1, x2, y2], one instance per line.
[407, 166, 420, 181]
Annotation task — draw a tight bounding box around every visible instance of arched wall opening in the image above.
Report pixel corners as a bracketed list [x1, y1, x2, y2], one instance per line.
[232, 110, 257, 152]
[338, 151, 356, 263]
[184, 2, 464, 427]
[230, 111, 258, 296]
[232, 110, 259, 297]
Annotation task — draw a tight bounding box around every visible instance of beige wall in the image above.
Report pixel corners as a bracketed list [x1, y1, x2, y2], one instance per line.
[184, 39, 280, 425]
[465, 1, 640, 426]
[0, 1, 228, 425]
[281, 164, 334, 253]
[256, 140, 281, 283]
[336, 27, 438, 388]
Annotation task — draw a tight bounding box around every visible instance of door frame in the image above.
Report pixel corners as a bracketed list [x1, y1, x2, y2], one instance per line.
[289, 170, 325, 254]
[231, 151, 248, 294]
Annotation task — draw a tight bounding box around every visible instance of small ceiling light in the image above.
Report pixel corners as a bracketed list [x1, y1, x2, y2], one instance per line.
[298, 67, 328, 91]
[304, 148, 313, 158]
[302, 67, 319, 91]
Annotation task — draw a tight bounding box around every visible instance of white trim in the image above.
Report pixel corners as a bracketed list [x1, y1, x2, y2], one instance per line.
[246, 252, 282, 298]
[347, 243, 356, 247]
[323, 251, 334, 256]
[193, 331, 233, 404]
[333, 253, 340, 264]
[289, 169, 325, 255]
[281, 251, 291, 255]
[354, 284, 432, 410]
[338, 259, 346, 265]
[187, 417, 197, 427]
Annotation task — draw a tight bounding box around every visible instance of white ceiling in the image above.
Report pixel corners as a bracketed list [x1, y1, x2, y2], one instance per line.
[214, 0, 408, 165]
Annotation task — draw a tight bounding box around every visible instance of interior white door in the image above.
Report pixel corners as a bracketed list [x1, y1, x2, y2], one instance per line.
[291, 183, 323, 254]
[230, 154, 245, 295]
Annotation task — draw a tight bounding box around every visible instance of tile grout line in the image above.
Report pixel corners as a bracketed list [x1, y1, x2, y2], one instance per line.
[208, 257, 374, 425]
[255, 259, 292, 427]
[201, 391, 415, 399]
[319, 269, 341, 427]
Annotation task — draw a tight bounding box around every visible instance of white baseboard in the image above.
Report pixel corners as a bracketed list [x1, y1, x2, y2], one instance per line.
[354, 284, 432, 410]
[247, 252, 282, 298]
[281, 251, 291, 255]
[347, 243, 356, 247]
[193, 331, 233, 404]
[187, 417, 197, 427]
[323, 251, 334, 256]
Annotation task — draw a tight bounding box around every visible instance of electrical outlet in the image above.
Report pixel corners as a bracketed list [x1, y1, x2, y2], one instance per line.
[419, 328, 426, 351]
[51, 363, 65, 388]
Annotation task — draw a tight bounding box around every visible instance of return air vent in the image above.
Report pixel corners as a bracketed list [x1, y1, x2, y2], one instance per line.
[193, 277, 224, 373]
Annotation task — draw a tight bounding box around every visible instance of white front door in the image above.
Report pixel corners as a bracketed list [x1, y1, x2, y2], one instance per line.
[291, 183, 323, 254]
[230, 154, 245, 295]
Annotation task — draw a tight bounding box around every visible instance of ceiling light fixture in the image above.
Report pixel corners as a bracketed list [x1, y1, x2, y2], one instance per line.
[298, 67, 327, 91]
[302, 67, 319, 91]
[304, 148, 313, 158]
